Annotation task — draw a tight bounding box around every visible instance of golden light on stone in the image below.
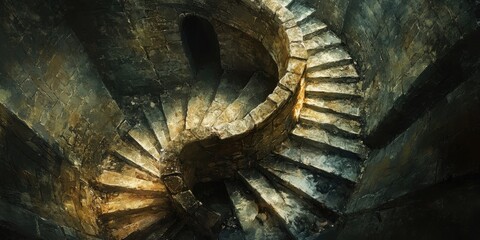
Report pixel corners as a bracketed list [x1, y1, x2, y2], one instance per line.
[293, 77, 306, 121]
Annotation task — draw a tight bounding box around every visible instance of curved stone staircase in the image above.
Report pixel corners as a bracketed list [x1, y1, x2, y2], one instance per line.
[92, 0, 368, 239]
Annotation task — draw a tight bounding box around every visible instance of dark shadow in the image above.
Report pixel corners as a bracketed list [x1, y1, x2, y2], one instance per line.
[181, 15, 222, 76]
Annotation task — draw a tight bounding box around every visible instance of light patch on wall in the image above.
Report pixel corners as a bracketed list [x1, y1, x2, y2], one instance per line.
[0, 88, 11, 103]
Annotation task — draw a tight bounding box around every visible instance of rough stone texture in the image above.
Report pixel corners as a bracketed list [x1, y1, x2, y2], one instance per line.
[225, 181, 288, 240]
[306, 48, 352, 71]
[275, 138, 361, 183]
[303, 30, 342, 54]
[260, 157, 351, 213]
[346, 73, 480, 213]
[128, 121, 162, 160]
[105, 210, 171, 240]
[299, 107, 361, 135]
[306, 64, 359, 81]
[303, 97, 361, 117]
[304, 0, 477, 135]
[113, 139, 162, 177]
[239, 169, 333, 239]
[143, 105, 171, 149]
[305, 81, 363, 98]
[97, 170, 166, 193]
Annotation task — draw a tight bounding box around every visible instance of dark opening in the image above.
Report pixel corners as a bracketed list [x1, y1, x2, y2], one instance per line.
[181, 15, 222, 75]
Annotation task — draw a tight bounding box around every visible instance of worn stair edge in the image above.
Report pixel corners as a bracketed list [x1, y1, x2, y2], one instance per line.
[161, 88, 188, 140]
[304, 30, 342, 55]
[306, 48, 353, 72]
[100, 192, 170, 216]
[299, 107, 362, 136]
[143, 105, 171, 150]
[291, 125, 368, 159]
[114, 140, 161, 177]
[97, 170, 165, 193]
[299, 17, 328, 40]
[305, 81, 363, 99]
[306, 64, 359, 81]
[274, 138, 362, 184]
[287, 1, 315, 24]
[303, 97, 362, 118]
[107, 211, 171, 240]
[225, 181, 289, 240]
[258, 157, 351, 214]
[127, 121, 162, 161]
[238, 169, 334, 240]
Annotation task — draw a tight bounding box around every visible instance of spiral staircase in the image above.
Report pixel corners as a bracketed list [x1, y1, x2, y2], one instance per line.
[90, 0, 369, 239]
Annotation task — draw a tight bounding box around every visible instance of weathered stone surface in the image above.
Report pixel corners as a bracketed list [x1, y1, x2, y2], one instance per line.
[128, 122, 162, 160]
[304, 97, 361, 117]
[202, 71, 251, 128]
[292, 125, 368, 158]
[285, 26, 303, 43]
[299, 18, 328, 39]
[173, 191, 201, 213]
[289, 42, 308, 60]
[214, 72, 273, 126]
[305, 81, 363, 98]
[97, 171, 165, 192]
[186, 68, 221, 130]
[304, 31, 342, 55]
[239, 169, 333, 239]
[287, 1, 315, 22]
[275, 138, 362, 183]
[307, 48, 352, 72]
[100, 193, 169, 215]
[300, 107, 362, 135]
[249, 99, 277, 127]
[161, 87, 188, 140]
[260, 157, 351, 213]
[267, 86, 292, 107]
[225, 181, 288, 240]
[279, 71, 301, 93]
[306, 64, 359, 80]
[106, 211, 170, 240]
[113, 140, 161, 177]
[216, 115, 255, 140]
[286, 58, 306, 75]
[143, 106, 171, 150]
[163, 175, 186, 194]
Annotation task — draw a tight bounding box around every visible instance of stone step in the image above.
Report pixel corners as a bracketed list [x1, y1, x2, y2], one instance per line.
[303, 97, 361, 118]
[214, 72, 273, 126]
[275, 138, 362, 183]
[239, 169, 334, 239]
[225, 181, 289, 240]
[306, 64, 359, 82]
[292, 124, 368, 159]
[306, 48, 352, 72]
[304, 30, 342, 55]
[106, 210, 171, 240]
[202, 71, 251, 128]
[101, 154, 160, 184]
[299, 17, 327, 40]
[305, 81, 363, 99]
[299, 107, 362, 136]
[97, 170, 166, 193]
[278, 0, 293, 7]
[186, 68, 222, 130]
[259, 157, 351, 213]
[287, 1, 315, 23]
[99, 192, 170, 216]
[143, 105, 171, 150]
[127, 120, 162, 161]
[113, 140, 162, 177]
[161, 87, 188, 140]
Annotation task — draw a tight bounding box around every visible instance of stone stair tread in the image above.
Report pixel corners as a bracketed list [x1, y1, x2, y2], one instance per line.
[143, 105, 171, 150]
[292, 124, 368, 158]
[299, 107, 362, 135]
[202, 71, 251, 128]
[101, 154, 160, 184]
[275, 138, 361, 183]
[239, 169, 333, 239]
[225, 181, 289, 240]
[186, 68, 221, 130]
[259, 157, 350, 213]
[214, 72, 272, 126]
[161, 87, 188, 140]
[304, 31, 342, 54]
[299, 18, 327, 40]
[128, 121, 162, 160]
[97, 170, 165, 193]
[106, 210, 170, 240]
[287, 1, 315, 23]
[114, 140, 162, 177]
[305, 81, 363, 98]
[304, 97, 361, 117]
[306, 64, 359, 80]
[100, 192, 170, 215]
[278, 0, 293, 7]
[307, 48, 352, 71]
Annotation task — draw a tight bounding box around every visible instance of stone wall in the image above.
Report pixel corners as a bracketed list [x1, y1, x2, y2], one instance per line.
[347, 73, 480, 211]
[0, 105, 100, 237]
[212, 19, 277, 77]
[305, 0, 477, 136]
